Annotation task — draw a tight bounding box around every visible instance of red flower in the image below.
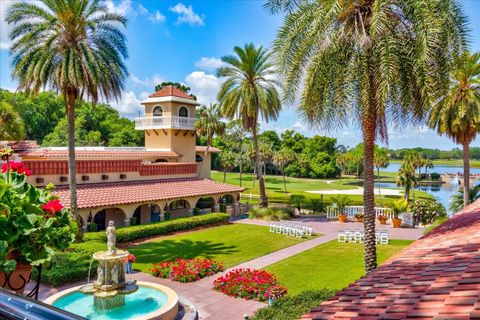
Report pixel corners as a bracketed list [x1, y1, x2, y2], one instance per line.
[151, 258, 224, 283]
[2, 162, 31, 176]
[41, 200, 64, 214]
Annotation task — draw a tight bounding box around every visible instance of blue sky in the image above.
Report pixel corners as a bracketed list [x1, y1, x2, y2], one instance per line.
[1, 0, 479, 150]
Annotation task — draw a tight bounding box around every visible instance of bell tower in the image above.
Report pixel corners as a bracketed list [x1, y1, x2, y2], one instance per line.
[134, 85, 199, 162]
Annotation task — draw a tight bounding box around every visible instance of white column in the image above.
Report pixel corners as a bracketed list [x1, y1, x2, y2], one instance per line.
[213, 204, 220, 212]
[233, 202, 240, 216]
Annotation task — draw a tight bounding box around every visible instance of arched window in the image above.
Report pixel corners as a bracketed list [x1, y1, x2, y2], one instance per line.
[178, 106, 189, 117]
[153, 106, 163, 117]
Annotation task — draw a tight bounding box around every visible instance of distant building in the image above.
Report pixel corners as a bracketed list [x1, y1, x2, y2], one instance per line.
[3, 85, 244, 230]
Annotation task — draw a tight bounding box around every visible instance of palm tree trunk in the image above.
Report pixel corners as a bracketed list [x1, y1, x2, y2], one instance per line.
[224, 170, 226, 183]
[239, 156, 243, 187]
[253, 127, 267, 207]
[463, 141, 470, 208]
[66, 90, 81, 238]
[377, 167, 381, 198]
[283, 168, 287, 194]
[362, 115, 377, 273]
[405, 183, 410, 203]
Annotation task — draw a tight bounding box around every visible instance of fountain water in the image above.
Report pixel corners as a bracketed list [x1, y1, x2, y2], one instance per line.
[45, 221, 180, 320]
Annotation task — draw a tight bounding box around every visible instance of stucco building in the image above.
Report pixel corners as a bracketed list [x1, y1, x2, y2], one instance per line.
[4, 86, 244, 230]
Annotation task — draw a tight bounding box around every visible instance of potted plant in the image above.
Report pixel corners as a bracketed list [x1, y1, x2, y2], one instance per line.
[387, 199, 408, 228]
[331, 195, 352, 223]
[378, 214, 388, 225]
[354, 212, 364, 223]
[0, 159, 76, 293]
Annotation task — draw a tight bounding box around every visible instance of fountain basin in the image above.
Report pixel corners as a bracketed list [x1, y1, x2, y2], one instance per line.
[44, 281, 178, 320]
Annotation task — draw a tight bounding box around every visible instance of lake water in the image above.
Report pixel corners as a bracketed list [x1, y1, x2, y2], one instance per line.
[381, 163, 480, 213]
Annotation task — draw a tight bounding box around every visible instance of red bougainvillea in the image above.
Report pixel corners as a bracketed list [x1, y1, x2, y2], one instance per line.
[150, 258, 224, 283]
[213, 268, 287, 301]
[1, 162, 31, 176]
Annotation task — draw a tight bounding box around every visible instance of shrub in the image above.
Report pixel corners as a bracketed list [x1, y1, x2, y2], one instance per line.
[192, 207, 200, 216]
[164, 211, 171, 221]
[430, 172, 441, 181]
[150, 258, 224, 282]
[130, 216, 138, 226]
[331, 195, 352, 213]
[410, 199, 447, 225]
[248, 207, 290, 221]
[289, 195, 305, 210]
[213, 269, 287, 301]
[86, 223, 98, 232]
[220, 203, 227, 213]
[250, 289, 336, 320]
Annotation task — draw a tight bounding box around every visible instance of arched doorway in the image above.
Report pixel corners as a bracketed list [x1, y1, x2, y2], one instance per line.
[94, 210, 106, 231]
[168, 199, 191, 218]
[133, 203, 161, 225]
[94, 208, 126, 230]
[220, 194, 235, 205]
[196, 197, 215, 213]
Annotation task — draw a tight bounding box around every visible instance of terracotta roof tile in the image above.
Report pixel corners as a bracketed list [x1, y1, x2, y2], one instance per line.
[302, 200, 480, 320]
[20, 149, 179, 159]
[1, 140, 39, 151]
[53, 178, 244, 209]
[149, 85, 194, 100]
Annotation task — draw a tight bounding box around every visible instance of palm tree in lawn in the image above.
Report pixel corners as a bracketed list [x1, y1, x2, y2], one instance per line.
[396, 161, 417, 203]
[219, 150, 236, 183]
[0, 101, 25, 140]
[450, 184, 480, 213]
[265, 0, 466, 272]
[195, 103, 226, 172]
[273, 147, 296, 193]
[429, 51, 480, 209]
[7, 0, 128, 230]
[217, 43, 281, 207]
[374, 147, 390, 198]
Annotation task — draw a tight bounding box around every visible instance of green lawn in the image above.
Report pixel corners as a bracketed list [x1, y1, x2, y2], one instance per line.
[265, 239, 413, 296]
[390, 159, 480, 168]
[129, 224, 317, 272]
[211, 171, 432, 205]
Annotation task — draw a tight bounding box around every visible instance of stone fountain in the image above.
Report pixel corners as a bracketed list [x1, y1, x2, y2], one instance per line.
[78, 221, 139, 310]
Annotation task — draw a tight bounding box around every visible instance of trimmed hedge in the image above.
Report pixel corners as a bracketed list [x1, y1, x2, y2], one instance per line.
[40, 213, 230, 286]
[250, 289, 336, 320]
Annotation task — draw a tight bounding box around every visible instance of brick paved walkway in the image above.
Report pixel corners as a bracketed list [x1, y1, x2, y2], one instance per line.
[34, 217, 423, 319]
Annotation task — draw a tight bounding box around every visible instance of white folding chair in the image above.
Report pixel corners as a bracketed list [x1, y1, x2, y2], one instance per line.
[338, 230, 346, 243]
[269, 224, 275, 233]
[275, 224, 282, 234]
[348, 230, 357, 243]
[356, 231, 364, 243]
[379, 231, 389, 245]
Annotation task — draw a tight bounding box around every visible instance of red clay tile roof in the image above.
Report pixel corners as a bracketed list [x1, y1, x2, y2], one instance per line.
[302, 200, 480, 320]
[149, 85, 194, 100]
[1, 140, 39, 151]
[195, 146, 221, 153]
[20, 149, 179, 159]
[53, 178, 244, 209]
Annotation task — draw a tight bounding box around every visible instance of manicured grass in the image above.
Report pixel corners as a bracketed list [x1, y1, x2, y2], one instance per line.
[390, 159, 480, 168]
[211, 171, 432, 204]
[264, 239, 413, 296]
[129, 224, 317, 272]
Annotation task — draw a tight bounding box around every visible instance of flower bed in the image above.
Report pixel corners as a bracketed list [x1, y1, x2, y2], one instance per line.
[151, 258, 224, 282]
[213, 268, 287, 301]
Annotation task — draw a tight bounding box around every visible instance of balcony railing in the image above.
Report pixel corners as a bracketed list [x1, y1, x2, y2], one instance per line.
[135, 116, 196, 130]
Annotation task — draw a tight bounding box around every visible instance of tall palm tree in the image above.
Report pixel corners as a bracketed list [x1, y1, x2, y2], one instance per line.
[396, 161, 417, 203]
[0, 101, 25, 141]
[217, 43, 281, 207]
[374, 147, 389, 197]
[429, 51, 480, 208]
[7, 0, 128, 229]
[265, 0, 466, 272]
[195, 103, 226, 172]
[273, 147, 296, 193]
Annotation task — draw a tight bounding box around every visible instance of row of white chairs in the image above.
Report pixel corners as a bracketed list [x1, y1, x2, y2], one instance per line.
[269, 223, 313, 238]
[338, 229, 389, 245]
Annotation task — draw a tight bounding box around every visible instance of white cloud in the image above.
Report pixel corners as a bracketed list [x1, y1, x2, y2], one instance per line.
[169, 3, 204, 26]
[185, 71, 222, 105]
[130, 74, 165, 89]
[111, 91, 141, 117]
[105, 0, 132, 16]
[194, 57, 226, 72]
[138, 4, 166, 23]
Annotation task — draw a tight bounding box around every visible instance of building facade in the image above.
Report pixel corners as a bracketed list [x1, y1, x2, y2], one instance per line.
[3, 86, 244, 230]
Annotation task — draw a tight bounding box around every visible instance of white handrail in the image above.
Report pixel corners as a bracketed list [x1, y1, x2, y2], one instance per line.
[134, 115, 196, 130]
[326, 206, 393, 220]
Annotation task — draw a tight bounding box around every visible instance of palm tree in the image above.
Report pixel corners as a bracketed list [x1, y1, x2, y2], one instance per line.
[265, 0, 465, 272]
[396, 161, 418, 203]
[195, 103, 226, 172]
[0, 101, 25, 140]
[424, 159, 434, 175]
[217, 43, 281, 207]
[450, 184, 480, 213]
[219, 150, 236, 183]
[7, 0, 128, 229]
[429, 51, 480, 208]
[374, 147, 390, 197]
[273, 147, 296, 193]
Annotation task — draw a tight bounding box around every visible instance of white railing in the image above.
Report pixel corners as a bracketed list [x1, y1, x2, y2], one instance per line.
[135, 116, 196, 130]
[326, 206, 393, 220]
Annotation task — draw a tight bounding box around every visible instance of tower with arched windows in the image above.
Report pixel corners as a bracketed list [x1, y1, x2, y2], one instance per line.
[135, 85, 199, 162]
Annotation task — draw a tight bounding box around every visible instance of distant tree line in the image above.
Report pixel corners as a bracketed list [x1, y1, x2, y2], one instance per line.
[388, 147, 480, 161]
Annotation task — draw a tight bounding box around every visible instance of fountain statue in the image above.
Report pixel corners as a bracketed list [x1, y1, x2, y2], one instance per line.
[79, 220, 138, 310]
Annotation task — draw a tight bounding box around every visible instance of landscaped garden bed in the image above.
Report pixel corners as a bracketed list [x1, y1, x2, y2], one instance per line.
[40, 213, 230, 286]
[213, 268, 287, 301]
[150, 258, 224, 282]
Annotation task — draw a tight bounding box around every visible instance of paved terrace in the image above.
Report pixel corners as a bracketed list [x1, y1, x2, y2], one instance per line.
[301, 200, 480, 320]
[34, 217, 424, 320]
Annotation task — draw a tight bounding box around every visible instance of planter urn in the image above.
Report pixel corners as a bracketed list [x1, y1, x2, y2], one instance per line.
[0, 263, 32, 294]
[392, 218, 402, 228]
[338, 214, 347, 223]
